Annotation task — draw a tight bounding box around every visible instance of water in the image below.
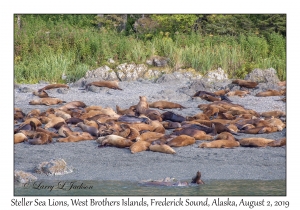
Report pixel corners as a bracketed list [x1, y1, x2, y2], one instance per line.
[14, 179, 286, 196]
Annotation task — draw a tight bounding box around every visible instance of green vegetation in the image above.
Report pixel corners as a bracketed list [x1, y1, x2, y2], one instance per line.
[14, 14, 286, 84]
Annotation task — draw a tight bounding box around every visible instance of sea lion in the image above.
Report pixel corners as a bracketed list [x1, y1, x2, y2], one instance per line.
[144, 109, 162, 121]
[130, 140, 151, 154]
[14, 133, 28, 144]
[58, 101, 87, 112]
[149, 142, 176, 154]
[57, 132, 95, 143]
[149, 120, 165, 134]
[226, 90, 249, 97]
[55, 110, 71, 120]
[261, 110, 286, 118]
[29, 98, 65, 106]
[33, 90, 49, 98]
[161, 121, 182, 129]
[200, 94, 221, 102]
[215, 132, 235, 141]
[148, 100, 185, 110]
[65, 117, 84, 125]
[77, 122, 99, 137]
[85, 80, 122, 90]
[14, 108, 26, 121]
[118, 115, 150, 124]
[232, 79, 258, 88]
[136, 132, 165, 142]
[161, 111, 185, 123]
[199, 139, 240, 148]
[172, 128, 213, 140]
[214, 89, 230, 96]
[97, 135, 133, 148]
[193, 90, 218, 98]
[135, 96, 149, 116]
[166, 135, 195, 147]
[128, 123, 154, 132]
[186, 113, 209, 121]
[38, 83, 69, 92]
[19, 118, 42, 128]
[28, 132, 52, 145]
[267, 137, 286, 147]
[191, 171, 204, 184]
[256, 89, 283, 97]
[116, 105, 135, 116]
[44, 117, 66, 129]
[239, 137, 275, 147]
[84, 105, 103, 112]
[25, 109, 41, 119]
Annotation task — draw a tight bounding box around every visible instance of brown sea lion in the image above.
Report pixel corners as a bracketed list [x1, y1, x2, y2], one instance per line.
[215, 132, 235, 141]
[149, 120, 165, 134]
[130, 140, 151, 154]
[239, 137, 275, 147]
[167, 135, 195, 147]
[199, 139, 240, 148]
[186, 113, 209, 121]
[14, 133, 28, 144]
[85, 80, 122, 90]
[85, 105, 103, 112]
[193, 90, 218, 98]
[172, 128, 213, 140]
[267, 137, 286, 147]
[149, 142, 176, 154]
[135, 96, 149, 116]
[19, 118, 42, 128]
[256, 89, 283, 97]
[29, 98, 65, 106]
[116, 105, 135, 116]
[128, 123, 154, 132]
[214, 89, 230, 96]
[33, 90, 49, 98]
[136, 132, 165, 142]
[28, 132, 52, 145]
[25, 109, 41, 119]
[97, 135, 133, 148]
[201, 94, 221, 102]
[57, 132, 95, 143]
[261, 110, 286, 118]
[65, 117, 84, 125]
[38, 83, 69, 92]
[239, 126, 278, 134]
[191, 171, 204, 184]
[44, 117, 66, 129]
[144, 109, 162, 121]
[58, 101, 87, 112]
[149, 100, 185, 110]
[55, 110, 71, 120]
[226, 90, 249, 97]
[232, 79, 258, 88]
[14, 108, 26, 121]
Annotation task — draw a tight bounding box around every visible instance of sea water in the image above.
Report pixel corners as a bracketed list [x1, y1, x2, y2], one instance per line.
[14, 179, 286, 196]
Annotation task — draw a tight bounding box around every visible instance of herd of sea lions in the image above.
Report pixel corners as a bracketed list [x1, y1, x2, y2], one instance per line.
[14, 79, 286, 151]
[14, 78, 286, 185]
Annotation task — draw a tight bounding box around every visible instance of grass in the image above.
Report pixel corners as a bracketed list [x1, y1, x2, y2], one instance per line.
[14, 16, 286, 84]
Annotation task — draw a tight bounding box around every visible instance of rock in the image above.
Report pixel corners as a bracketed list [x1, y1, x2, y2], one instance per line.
[245, 68, 280, 83]
[151, 56, 169, 67]
[204, 68, 228, 81]
[34, 158, 73, 176]
[18, 87, 34, 93]
[84, 65, 118, 80]
[156, 72, 193, 83]
[14, 170, 37, 184]
[115, 63, 148, 81]
[57, 88, 69, 94]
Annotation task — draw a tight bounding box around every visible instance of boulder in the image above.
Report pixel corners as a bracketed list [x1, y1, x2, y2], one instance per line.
[245, 68, 280, 83]
[14, 170, 37, 184]
[34, 158, 73, 176]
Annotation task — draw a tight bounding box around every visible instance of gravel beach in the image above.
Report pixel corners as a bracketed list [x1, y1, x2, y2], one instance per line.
[14, 79, 286, 182]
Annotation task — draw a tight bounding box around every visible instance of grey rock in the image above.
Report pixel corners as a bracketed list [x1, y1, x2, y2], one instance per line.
[85, 65, 118, 80]
[34, 158, 73, 176]
[57, 88, 69, 94]
[204, 68, 228, 81]
[14, 170, 37, 184]
[18, 87, 34, 93]
[245, 68, 280, 83]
